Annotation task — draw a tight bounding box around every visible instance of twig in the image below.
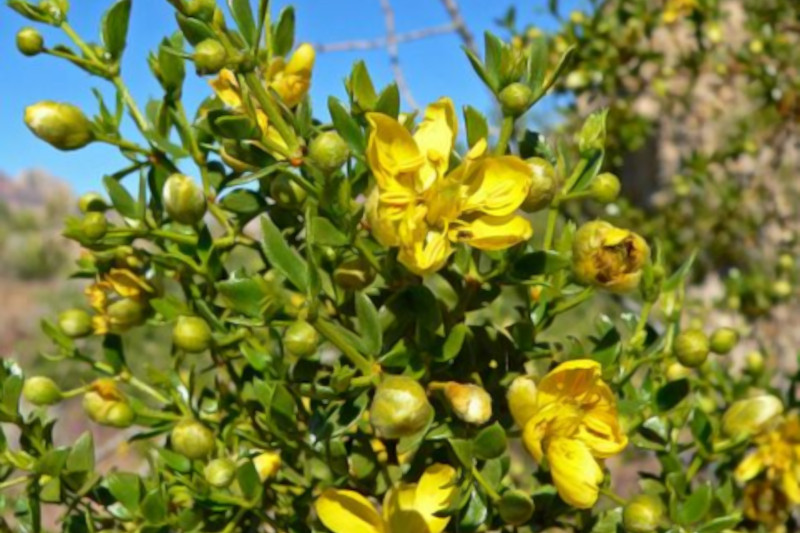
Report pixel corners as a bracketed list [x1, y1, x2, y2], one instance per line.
[314, 24, 456, 53]
[438, 0, 478, 54]
[378, 0, 418, 110]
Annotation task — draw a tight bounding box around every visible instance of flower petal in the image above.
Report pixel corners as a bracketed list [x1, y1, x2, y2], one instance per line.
[735, 451, 764, 483]
[546, 438, 604, 509]
[315, 489, 385, 533]
[366, 113, 424, 187]
[449, 214, 532, 251]
[412, 464, 457, 533]
[398, 219, 453, 276]
[536, 359, 603, 409]
[209, 69, 243, 108]
[461, 156, 532, 217]
[413, 98, 458, 190]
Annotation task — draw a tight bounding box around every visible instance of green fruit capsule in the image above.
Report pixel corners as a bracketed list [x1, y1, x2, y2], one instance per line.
[172, 316, 212, 353]
[81, 212, 108, 242]
[498, 82, 533, 117]
[370, 376, 433, 439]
[709, 327, 738, 355]
[194, 39, 227, 75]
[78, 192, 108, 213]
[270, 173, 307, 208]
[283, 320, 319, 357]
[171, 420, 215, 460]
[590, 172, 621, 203]
[308, 131, 350, 173]
[58, 308, 93, 338]
[674, 328, 709, 368]
[204, 458, 236, 488]
[16, 27, 44, 56]
[24, 101, 94, 151]
[333, 256, 376, 290]
[22, 376, 62, 406]
[623, 494, 664, 533]
[163, 173, 207, 225]
[185, 0, 216, 21]
[498, 490, 535, 526]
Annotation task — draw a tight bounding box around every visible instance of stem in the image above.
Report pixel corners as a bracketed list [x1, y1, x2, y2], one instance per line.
[550, 287, 594, 315]
[563, 157, 590, 194]
[494, 116, 515, 156]
[112, 76, 151, 135]
[242, 71, 300, 158]
[542, 203, 560, 251]
[355, 238, 383, 275]
[96, 134, 150, 155]
[471, 465, 501, 502]
[126, 376, 171, 404]
[0, 476, 29, 492]
[599, 487, 626, 506]
[633, 301, 654, 339]
[313, 318, 375, 377]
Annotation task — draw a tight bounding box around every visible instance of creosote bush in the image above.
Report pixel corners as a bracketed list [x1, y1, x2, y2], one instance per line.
[2, 0, 800, 532]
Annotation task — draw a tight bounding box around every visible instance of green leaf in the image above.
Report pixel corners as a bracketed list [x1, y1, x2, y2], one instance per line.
[158, 448, 192, 474]
[260, 215, 308, 291]
[208, 111, 258, 139]
[664, 250, 697, 291]
[328, 97, 366, 154]
[526, 35, 548, 91]
[441, 323, 468, 362]
[103, 176, 138, 219]
[656, 378, 690, 412]
[510, 250, 569, 278]
[102, 334, 126, 373]
[463, 46, 496, 91]
[106, 472, 141, 512]
[449, 438, 474, 468]
[140, 487, 168, 524]
[217, 275, 268, 319]
[350, 61, 378, 111]
[355, 292, 381, 356]
[539, 45, 576, 97]
[374, 83, 400, 118]
[228, 0, 258, 47]
[220, 189, 266, 222]
[463, 105, 489, 148]
[689, 407, 712, 452]
[311, 217, 350, 246]
[272, 6, 295, 57]
[102, 0, 132, 60]
[237, 460, 261, 500]
[678, 483, 712, 525]
[473, 422, 507, 460]
[36, 448, 70, 477]
[460, 487, 489, 529]
[66, 432, 94, 473]
[175, 13, 216, 46]
[696, 515, 742, 533]
[483, 32, 504, 88]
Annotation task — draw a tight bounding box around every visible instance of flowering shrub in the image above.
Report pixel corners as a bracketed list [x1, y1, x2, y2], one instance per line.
[2, 0, 799, 532]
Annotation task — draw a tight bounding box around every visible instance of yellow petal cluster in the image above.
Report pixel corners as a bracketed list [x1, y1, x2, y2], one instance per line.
[85, 268, 153, 335]
[572, 220, 650, 293]
[315, 463, 456, 533]
[736, 414, 800, 506]
[365, 98, 534, 275]
[509, 360, 627, 509]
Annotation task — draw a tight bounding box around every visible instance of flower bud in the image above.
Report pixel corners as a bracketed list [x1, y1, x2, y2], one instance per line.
[498, 490, 535, 526]
[443, 382, 492, 425]
[709, 327, 738, 355]
[58, 308, 93, 338]
[665, 362, 692, 381]
[308, 131, 350, 173]
[253, 451, 281, 481]
[507, 375, 538, 429]
[498, 82, 534, 116]
[333, 256, 376, 290]
[283, 320, 319, 357]
[578, 110, 607, 154]
[163, 174, 206, 225]
[16, 27, 44, 56]
[778, 253, 794, 272]
[194, 39, 227, 75]
[104, 401, 136, 428]
[81, 212, 108, 242]
[590, 172, 621, 203]
[572, 220, 650, 293]
[83, 380, 134, 428]
[722, 395, 783, 438]
[172, 316, 212, 353]
[23, 376, 62, 406]
[771, 279, 793, 300]
[106, 298, 146, 332]
[171, 419, 215, 460]
[622, 494, 664, 533]
[370, 375, 433, 439]
[204, 458, 236, 488]
[78, 192, 108, 213]
[521, 158, 557, 212]
[186, 0, 217, 21]
[746, 350, 765, 375]
[24, 101, 94, 151]
[674, 328, 710, 368]
[270, 173, 307, 208]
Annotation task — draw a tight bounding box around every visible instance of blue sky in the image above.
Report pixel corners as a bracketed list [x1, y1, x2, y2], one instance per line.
[1, 0, 584, 194]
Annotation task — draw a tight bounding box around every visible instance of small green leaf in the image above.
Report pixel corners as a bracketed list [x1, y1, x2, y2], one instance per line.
[463, 105, 489, 148]
[689, 407, 712, 452]
[237, 460, 261, 500]
[102, 334, 126, 373]
[103, 176, 138, 219]
[217, 275, 269, 319]
[228, 0, 258, 47]
[220, 189, 266, 222]
[678, 483, 712, 525]
[102, 0, 132, 60]
[311, 217, 350, 246]
[106, 472, 141, 512]
[328, 97, 366, 154]
[158, 448, 192, 474]
[449, 438, 474, 468]
[140, 487, 168, 524]
[526, 35, 548, 91]
[656, 379, 690, 412]
[473, 422, 507, 460]
[441, 323, 467, 362]
[696, 515, 742, 533]
[175, 13, 216, 46]
[66, 432, 95, 473]
[374, 83, 400, 118]
[463, 46, 496, 91]
[260, 215, 308, 291]
[272, 6, 295, 57]
[355, 292, 382, 356]
[350, 61, 378, 111]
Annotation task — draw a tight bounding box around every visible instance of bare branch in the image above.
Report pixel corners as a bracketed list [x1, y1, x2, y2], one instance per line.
[378, 0, 418, 110]
[314, 23, 456, 53]
[438, 0, 478, 54]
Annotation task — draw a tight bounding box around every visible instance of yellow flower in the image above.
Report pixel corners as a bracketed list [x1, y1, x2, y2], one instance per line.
[743, 480, 790, 528]
[365, 98, 533, 275]
[267, 43, 315, 108]
[315, 463, 457, 533]
[736, 414, 800, 505]
[662, 0, 697, 24]
[85, 268, 153, 335]
[572, 220, 650, 293]
[253, 451, 281, 481]
[511, 360, 627, 509]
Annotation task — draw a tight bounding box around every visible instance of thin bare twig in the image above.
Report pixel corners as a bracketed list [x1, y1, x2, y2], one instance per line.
[314, 23, 456, 53]
[438, 0, 478, 54]
[378, 0, 418, 110]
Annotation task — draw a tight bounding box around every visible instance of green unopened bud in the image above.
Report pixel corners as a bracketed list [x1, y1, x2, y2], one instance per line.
[106, 298, 146, 332]
[521, 158, 557, 212]
[623, 494, 664, 533]
[253, 451, 281, 481]
[172, 316, 212, 353]
[499, 83, 533, 116]
[104, 402, 136, 428]
[270, 174, 307, 208]
[778, 253, 795, 272]
[722, 395, 783, 438]
[578, 109, 607, 154]
[333, 256, 376, 290]
[23, 377, 62, 406]
[163, 173, 207, 225]
[370, 375, 433, 439]
[171, 419, 215, 460]
[24, 101, 94, 151]
[666, 362, 692, 381]
[78, 192, 108, 213]
[443, 382, 492, 425]
[590, 172, 621, 203]
[16, 27, 44, 56]
[185, 0, 217, 21]
[771, 279, 793, 299]
[745, 350, 765, 375]
[204, 458, 236, 488]
[709, 327, 738, 355]
[283, 320, 319, 357]
[58, 308, 93, 338]
[194, 39, 227, 75]
[308, 131, 350, 173]
[81, 212, 108, 242]
[498, 490, 535, 526]
[674, 328, 709, 368]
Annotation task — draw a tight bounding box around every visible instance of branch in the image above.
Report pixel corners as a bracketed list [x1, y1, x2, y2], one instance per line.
[438, 0, 478, 54]
[379, 0, 418, 110]
[314, 23, 456, 53]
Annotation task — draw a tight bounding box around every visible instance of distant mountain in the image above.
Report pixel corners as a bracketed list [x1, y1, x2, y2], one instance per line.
[0, 168, 73, 211]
